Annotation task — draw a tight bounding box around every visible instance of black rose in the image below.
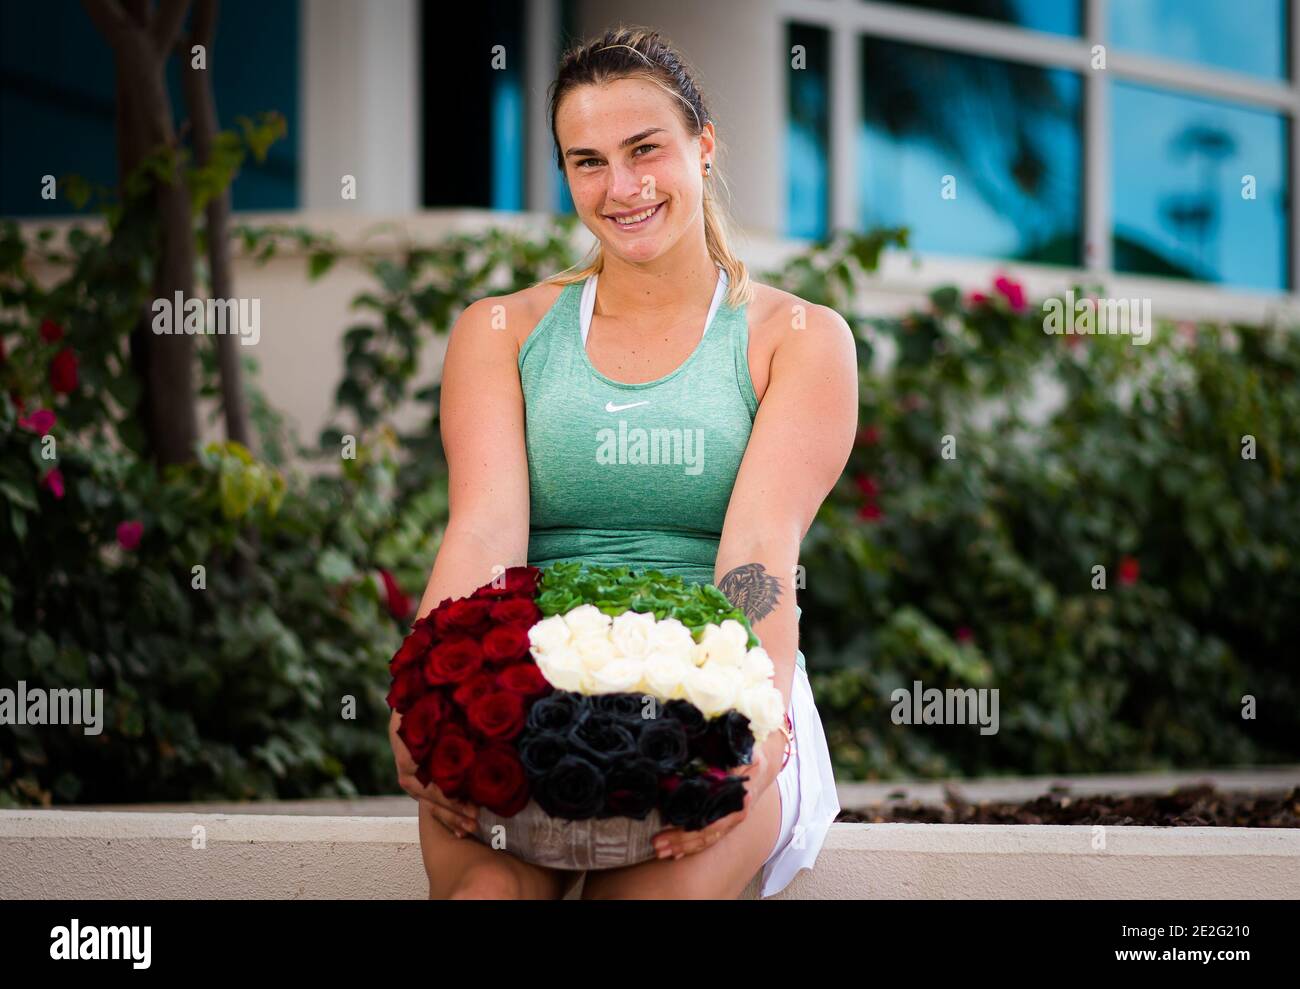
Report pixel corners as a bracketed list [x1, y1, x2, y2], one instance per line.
[591, 692, 648, 727]
[660, 776, 710, 827]
[693, 774, 748, 830]
[716, 710, 755, 767]
[600, 758, 660, 820]
[525, 691, 586, 734]
[517, 730, 568, 780]
[664, 699, 708, 740]
[637, 717, 689, 774]
[534, 755, 605, 820]
[568, 712, 637, 768]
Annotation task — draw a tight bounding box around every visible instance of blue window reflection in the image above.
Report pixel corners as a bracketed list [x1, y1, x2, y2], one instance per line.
[1112, 82, 1290, 291]
[1110, 0, 1289, 81]
[787, 23, 831, 240]
[879, 0, 1081, 36]
[858, 37, 1082, 265]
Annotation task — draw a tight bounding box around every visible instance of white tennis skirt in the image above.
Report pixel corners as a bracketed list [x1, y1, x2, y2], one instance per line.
[759, 647, 841, 898]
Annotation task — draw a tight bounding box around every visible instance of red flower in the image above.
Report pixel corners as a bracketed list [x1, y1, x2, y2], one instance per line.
[50, 348, 78, 394]
[1118, 556, 1140, 586]
[397, 691, 451, 762]
[855, 425, 881, 447]
[17, 409, 56, 435]
[39, 319, 64, 343]
[467, 743, 530, 816]
[857, 503, 883, 522]
[452, 672, 500, 711]
[489, 597, 541, 626]
[854, 474, 879, 499]
[482, 622, 531, 665]
[434, 597, 493, 637]
[386, 668, 426, 712]
[955, 626, 974, 645]
[116, 520, 143, 551]
[496, 662, 550, 699]
[425, 637, 485, 686]
[967, 291, 989, 306]
[378, 568, 412, 621]
[40, 467, 64, 500]
[470, 565, 542, 600]
[993, 275, 1026, 312]
[465, 690, 526, 741]
[418, 730, 477, 795]
[390, 622, 435, 675]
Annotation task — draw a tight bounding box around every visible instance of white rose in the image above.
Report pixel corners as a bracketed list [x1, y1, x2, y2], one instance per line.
[740, 646, 775, 686]
[527, 615, 571, 656]
[741, 683, 786, 742]
[573, 633, 618, 670]
[683, 664, 744, 718]
[536, 645, 585, 692]
[696, 621, 747, 667]
[646, 617, 695, 661]
[642, 651, 693, 700]
[563, 604, 612, 640]
[610, 610, 657, 661]
[588, 658, 646, 695]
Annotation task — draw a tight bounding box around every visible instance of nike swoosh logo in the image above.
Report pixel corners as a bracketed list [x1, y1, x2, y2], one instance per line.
[605, 400, 649, 413]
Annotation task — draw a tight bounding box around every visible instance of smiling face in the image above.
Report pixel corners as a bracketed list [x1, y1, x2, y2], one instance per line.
[555, 76, 715, 266]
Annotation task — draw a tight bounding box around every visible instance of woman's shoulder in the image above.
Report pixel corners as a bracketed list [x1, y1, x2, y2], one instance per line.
[457, 280, 570, 354]
[745, 279, 850, 337]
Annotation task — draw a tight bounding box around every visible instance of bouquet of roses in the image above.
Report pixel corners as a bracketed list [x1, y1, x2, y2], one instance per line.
[386, 562, 786, 869]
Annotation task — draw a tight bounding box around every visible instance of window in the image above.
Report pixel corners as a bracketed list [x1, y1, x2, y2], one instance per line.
[858, 37, 1082, 265]
[785, 0, 1296, 293]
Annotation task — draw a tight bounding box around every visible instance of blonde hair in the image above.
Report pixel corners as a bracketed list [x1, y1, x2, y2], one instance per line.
[543, 25, 754, 309]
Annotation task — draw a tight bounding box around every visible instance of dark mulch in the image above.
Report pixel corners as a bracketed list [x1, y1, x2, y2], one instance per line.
[835, 784, 1300, 828]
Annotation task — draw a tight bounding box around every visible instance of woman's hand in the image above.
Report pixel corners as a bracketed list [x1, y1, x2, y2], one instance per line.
[389, 711, 480, 838]
[651, 729, 786, 860]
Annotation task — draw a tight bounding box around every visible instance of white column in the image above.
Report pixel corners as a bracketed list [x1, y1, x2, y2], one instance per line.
[301, 0, 421, 212]
[829, 0, 859, 234]
[1084, 0, 1112, 273]
[526, 0, 560, 212]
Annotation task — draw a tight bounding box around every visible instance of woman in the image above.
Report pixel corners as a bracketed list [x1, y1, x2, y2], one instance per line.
[389, 27, 857, 899]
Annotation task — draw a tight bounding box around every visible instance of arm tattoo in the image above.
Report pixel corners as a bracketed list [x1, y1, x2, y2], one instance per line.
[717, 563, 782, 624]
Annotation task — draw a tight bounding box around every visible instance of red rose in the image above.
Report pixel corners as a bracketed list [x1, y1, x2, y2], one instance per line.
[1118, 556, 1140, 586]
[467, 743, 530, 816]
[955, 626, 974, 645]
[482, 622, 531, 665]
[857, 503, 883, 522]
[854, 474, 879, 498]
[117, 520, 143, 550]
[452, 672, 498, 710]
[465, 690, 526, 741]
[424, 637, 484, 686]
[489, 597, 541, 626]
[50, 348, 78, 393]
[496, 662, 550, 699]
[434, 598, 492, 637]
[418, 730, 476, 796]
[471, 566, 541, 600]
[39, 319, 64, 343]
[386, 667, 426, 712]
[378, 568, 412, 621]
[967, 291, 989, 306]
[390, 622, 435, 675]
[397, 691, 451, 761]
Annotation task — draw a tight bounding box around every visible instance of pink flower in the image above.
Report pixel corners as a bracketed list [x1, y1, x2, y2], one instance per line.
[39, 319, 64, 343]
[40, 468, 64, 499]
[117, 520, 143, 551]
[1118, 556, 1139, 586]
[993, 275, 1026, 312]
[955, 626, 974, 645]
[18, 409, 56, 435]
[379, 568, 413, 621]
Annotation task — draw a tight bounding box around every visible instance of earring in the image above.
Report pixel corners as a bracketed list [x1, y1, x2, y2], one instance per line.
[703, 161, 712, 176]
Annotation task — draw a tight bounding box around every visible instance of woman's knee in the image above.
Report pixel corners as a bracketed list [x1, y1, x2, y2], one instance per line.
[447, 861, 525, 900]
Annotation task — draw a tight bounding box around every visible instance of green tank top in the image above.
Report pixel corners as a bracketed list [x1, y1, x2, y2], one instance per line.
[518, 269, 806, 672]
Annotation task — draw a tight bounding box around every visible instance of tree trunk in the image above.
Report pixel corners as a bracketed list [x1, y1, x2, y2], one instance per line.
[85, 0, 200, 467]
[181, 0, 251, 449]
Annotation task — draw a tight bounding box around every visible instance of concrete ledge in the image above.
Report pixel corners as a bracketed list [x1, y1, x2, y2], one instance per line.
[2, 811, 1297, 900]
